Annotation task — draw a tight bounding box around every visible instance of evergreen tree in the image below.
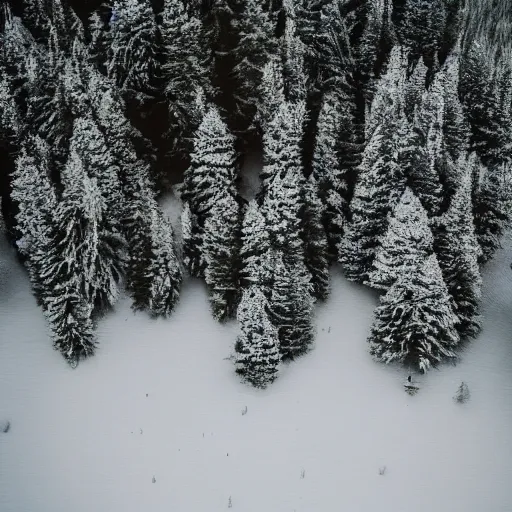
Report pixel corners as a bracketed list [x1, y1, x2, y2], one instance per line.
[356, 0, 394, 102]
[203, 194, 241, 321]
[281, 10, 307, 104]
[459, 43, 509, 167]
[369, 254, 459, 373]
[404, 57, 427, 121]
[399, 0, 446, 66]
[145, 207, 182, 317]
[107, 0, 160, 98]
[161, 0, 211, 158]
[234, 285, 280, 388]
[473, 159, 512, 264]
[11, 136, 57, 303]
[231, 0, 276, 134]
[255, 56, 285, 134]
[268, 251, 314, 360]
[22, 0, 51, 43]
[301, 176, 330, 300]
[182, 106, 238, 277]
[368, 187, 434, 291]
[340, 111, 405, 283]
[311, 89, 350, 261]
[88, 11, 111, 73]
[400, 111, 443, 217]
[434, 157, 482, 339]
[240, 200, 272, 289]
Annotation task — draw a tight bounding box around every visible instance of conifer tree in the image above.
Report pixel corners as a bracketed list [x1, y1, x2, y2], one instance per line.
[340, 111, 405, 283]
[459, 43, 509, 167]
[281, 11, 307, 104]
[88, 11, 111, 73]
[161, 0, 211, 158]
[399, 112, 443, 217]
[404, 58, 427, 121]
[369, 254, 459, 373]
[301, 176, 330, 300]
[203, 194, 241, 321]
[107, 0, 160, 98]
[235, 285, 280, 388]
[473, 159, 512, 264]
[268, 251, 314, 360]
[311, 89, 350, 261]
[400, 0, 446, 66]
[182, 106, 238, 277]
[22, 0, 51, 43]
[434, 158, 482, 339]
[255, 56, 285, 134]
[368, 187, 434, 291]
[240, 200, 272, 289]
[231, 0, 276, 134]
[11, 137, 57, 304]
[356, 0, 394, 102]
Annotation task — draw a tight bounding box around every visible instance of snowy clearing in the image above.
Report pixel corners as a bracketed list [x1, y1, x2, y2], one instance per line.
[1, 226, 512, 512]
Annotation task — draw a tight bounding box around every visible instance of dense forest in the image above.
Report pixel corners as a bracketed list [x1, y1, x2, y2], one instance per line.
[0, 0, 511, 387]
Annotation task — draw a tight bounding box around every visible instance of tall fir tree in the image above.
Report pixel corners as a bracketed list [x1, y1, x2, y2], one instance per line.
[107, 0, 160, 98]
[240, 200, 272, 289]
[311, 89, 350, 261]
[340, 110, 405, 283]
[161, 0, 212, 159]
[234, 285, 280, 388]
[301, 175, 330, 300]
[473, 159, 512, 264]
[367, 187, 434, 291]
[203, 194, 241, 321]
[231, 0, 276, 135]
[434, 157, 482, 339]
[182, 105, 238, 277]
[369, 254, 460, 373]
[268, 251, 314, 360]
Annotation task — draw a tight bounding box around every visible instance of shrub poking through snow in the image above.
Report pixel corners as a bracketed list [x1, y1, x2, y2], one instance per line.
[454, 382, 470, 403]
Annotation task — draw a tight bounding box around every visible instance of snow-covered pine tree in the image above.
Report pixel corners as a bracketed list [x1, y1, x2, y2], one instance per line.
[364, 44, 407, 139]
[88, 10, 111, 73]
[404, 57, 427, 121]
[145, 207, 182, 317]
[261, 160, 305, 266]
[356, 0, 394, 102]
[240, 200, 272, 289]
[182, 105, 238, 277]
[107, 0, 160, 98]
[231, 0, 276, 135]
[10, 136, 57, 304]
[161, 0, 211, 158]
[38, 150, 104, 362]
[203, 194, 241, 321]
[459, 42, 509, 167]
[441, 48, 471, 195]
[59, 149, 124, 312]
[368, 187, 434, 291]
[433, 156, 482, 339]
[400, 0, 446, 67]
[281, 9, 307, 104]
[234, 285, 280, 388]
[301, 176, 330, 300]
[400, 111, 443, 217]
[368, 254, 459, 373]
[255, 56, 285, 134]
[268, 251, 314, 360]
[311, 89, 350, 261]
[22, 0, 51, 43]
[473, 159, 512, 264]
[340, 110, 405, 283]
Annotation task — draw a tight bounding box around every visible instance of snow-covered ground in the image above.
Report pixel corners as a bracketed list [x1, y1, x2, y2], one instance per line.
[1, 216, 512, 511]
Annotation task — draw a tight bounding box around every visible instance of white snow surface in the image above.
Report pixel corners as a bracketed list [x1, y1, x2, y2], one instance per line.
[1, 220, 512, 511]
